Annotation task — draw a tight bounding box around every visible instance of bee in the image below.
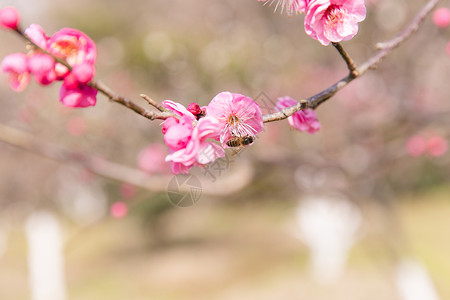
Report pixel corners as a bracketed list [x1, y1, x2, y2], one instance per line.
[226, 135, 254, 147]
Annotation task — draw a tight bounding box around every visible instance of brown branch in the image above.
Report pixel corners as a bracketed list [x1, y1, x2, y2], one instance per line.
[15, 28, 174, 122]
[140, 94, 166, 112]
[89, 80, 174, 120]
[263, 0, 441, 123]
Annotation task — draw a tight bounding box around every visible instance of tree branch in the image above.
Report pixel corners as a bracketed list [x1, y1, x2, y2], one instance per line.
[0, 123, 254, 196]
[15, 29, 175, 122]
[263, 0, 441, 123]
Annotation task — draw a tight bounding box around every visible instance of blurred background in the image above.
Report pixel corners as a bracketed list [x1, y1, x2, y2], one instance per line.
[0, 0, 449, 299]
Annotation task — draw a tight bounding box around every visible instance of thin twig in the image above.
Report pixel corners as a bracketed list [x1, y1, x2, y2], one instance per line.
[263, 0, 440, 123]
[89, 80, 174, 120]
[14, 28, 174, 121]
[332, 42, 359, 77]
[140, 94, 166, 112]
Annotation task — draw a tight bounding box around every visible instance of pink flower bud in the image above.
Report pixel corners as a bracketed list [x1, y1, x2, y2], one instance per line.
[433, 7, 450, 28]
[72, 63, 95, 84]
[0, 6, 20, 30]
[187, 102, 201, 115]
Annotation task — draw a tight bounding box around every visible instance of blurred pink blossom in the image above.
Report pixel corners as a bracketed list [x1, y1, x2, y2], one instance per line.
[66, 116, 87, 136]
[276, 96, 321, 134]
[110, 202, 128, 219]
[59, 83, 97, 107]
[48, 28, 97, 69]
[119, 183, 137, 199]
[304, 0, 366, 46]
[28, 53, 56, 85]
[25, 24, 49, 49]
[206, 92, 264, 148]
[406, 135, 427, 157]
[427, 135, 448, 157]
[258, 0, 307, 15]
[137, 143, 168, 174]
[432, 7, 450, 28]
[0, 6, 20, 30]
[1, 53, 30, 91]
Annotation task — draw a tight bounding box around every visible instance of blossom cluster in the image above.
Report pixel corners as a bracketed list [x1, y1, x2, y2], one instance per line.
[0, 7, 97, 107]
[259, 0, 367, 46]
[160, 92, 267, 174]
[1, 6, 322, 176]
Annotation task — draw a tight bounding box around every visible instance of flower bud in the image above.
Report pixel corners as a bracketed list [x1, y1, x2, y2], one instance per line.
[0, 6, 20, 30]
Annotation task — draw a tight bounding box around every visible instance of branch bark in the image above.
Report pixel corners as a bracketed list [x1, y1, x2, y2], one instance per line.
[262, 0, 440, 123]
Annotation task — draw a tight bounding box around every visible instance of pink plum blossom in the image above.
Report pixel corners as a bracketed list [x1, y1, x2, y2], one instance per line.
[164, 116, 194, 151]
[137, 144, 169, 174]
[24, 24, 49, 49]
[165, 116, 225, 174]
[1, 53, 30, 91]
[71, 63, 95, 84]
[304, 0, 366, 46]
[162, 100, 196, 120]
[48, 28, 97, 66]
[28, 53, 56, 85]
[59, 83, 97, 107]
[206, 92, 264, 148]
[0, 6, 20, 30]
[161, 117, 180, 134]
[258, 0, 307, 15]
[432, 7, 450, 28]
[276, 96, 321, 134]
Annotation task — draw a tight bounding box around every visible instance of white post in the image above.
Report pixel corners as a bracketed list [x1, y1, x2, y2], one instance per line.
[396, 259, 441, 300]
[25, 211, 67, 300]
[296, 195, 361, 284]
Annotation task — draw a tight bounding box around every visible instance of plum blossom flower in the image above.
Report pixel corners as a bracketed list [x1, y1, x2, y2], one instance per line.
[59, 83, 97, 107]
[25, 24, 49, 49]
[1, 53, 30, 91]
[206, 92, 264, 148]
[162, 100, 196, 120]
[160, 100, 225, 174]
[165, 116, 225, 174]
[48, 28, 97, 67]
[276, 96, 321, 134]
[304, 0, 366, 46]
[28, 53, 56, 85]
[0, 6, 20, 30]
[258, 0, 307, 15]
